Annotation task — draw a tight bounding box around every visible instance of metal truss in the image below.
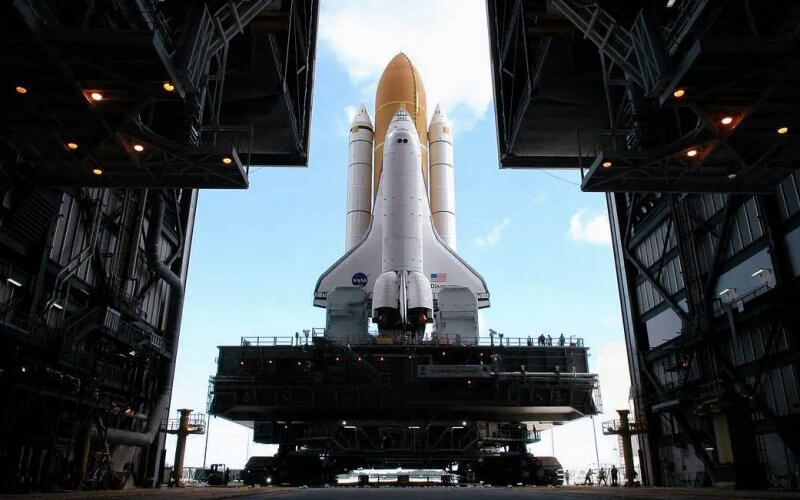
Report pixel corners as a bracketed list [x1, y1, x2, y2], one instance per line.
[612, 186, 800, 486]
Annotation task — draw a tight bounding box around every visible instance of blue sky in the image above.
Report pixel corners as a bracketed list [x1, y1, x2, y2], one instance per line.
[166, 0, 630, 472]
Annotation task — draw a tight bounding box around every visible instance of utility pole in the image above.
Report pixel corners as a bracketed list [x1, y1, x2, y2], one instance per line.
[202, 414, 211, 470]
[591, 415, 600, 469]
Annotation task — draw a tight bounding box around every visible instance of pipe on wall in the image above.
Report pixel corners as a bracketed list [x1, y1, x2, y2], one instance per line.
[104, 190, 197, 454]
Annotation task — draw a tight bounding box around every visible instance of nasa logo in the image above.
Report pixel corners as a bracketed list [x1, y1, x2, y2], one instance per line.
[352, 272, 368, 287]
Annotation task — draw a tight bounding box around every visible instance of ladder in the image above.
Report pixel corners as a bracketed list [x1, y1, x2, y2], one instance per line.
[550, 0, 644, 88]
[670, 195, 705, 333]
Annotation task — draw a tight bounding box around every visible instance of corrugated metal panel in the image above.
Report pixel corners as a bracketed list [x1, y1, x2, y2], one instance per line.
[45, 188, 181, 331]
[776, 170, 800, 220]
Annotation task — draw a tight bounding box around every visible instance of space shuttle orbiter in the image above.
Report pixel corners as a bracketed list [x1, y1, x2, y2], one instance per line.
[314, 54, 488, 335]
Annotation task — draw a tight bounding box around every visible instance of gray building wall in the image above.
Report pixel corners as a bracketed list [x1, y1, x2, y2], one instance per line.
[608, 169, 800, 487]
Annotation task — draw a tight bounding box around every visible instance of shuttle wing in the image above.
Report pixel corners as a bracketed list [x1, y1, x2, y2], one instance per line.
[314, 177, 489, 309]
[422, 220, 490, 309]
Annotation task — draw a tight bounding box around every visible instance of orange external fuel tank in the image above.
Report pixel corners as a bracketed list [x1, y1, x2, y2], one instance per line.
[373, 53, 428, 199]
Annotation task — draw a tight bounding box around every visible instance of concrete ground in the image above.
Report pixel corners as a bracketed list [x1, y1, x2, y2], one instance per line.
[5, 485, 799, 499]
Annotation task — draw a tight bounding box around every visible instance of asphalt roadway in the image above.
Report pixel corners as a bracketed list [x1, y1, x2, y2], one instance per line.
[235, 486, 798, 499]
[6, 485, 799, 499]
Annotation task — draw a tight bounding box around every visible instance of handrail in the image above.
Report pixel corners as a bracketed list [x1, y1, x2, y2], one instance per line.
[711, 282, 772, 317]
[239, 333, 586, 348]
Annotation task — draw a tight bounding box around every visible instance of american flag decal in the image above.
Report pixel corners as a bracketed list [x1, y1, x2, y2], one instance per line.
[430, 273, 447, 282]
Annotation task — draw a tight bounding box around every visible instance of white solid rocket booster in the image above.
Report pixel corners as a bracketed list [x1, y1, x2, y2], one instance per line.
[428, 104, 456, 250]
[345, 104, 374, 250]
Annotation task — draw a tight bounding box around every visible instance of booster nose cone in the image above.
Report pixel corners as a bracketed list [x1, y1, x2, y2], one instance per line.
[430, 103, 447, 126]
[351, 103, 373, 130]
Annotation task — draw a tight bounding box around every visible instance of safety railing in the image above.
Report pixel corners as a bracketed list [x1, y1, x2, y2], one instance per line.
[239, 332, 585, 348]
[0, 303, 51, 345]
[475, 427, 531, 442]
[711, 282, 772, 317]
[602, 418, 648, 435]
[241, 330, 325, 346]
[163, 412, 207, 433]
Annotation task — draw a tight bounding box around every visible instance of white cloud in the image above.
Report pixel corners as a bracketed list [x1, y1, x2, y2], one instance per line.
[569, 210, 611, 245]
[319, 0, 493, 131]
[335, 105, 360, 138]
[344, 105, 358, 124]
[531, 193, 547, 205]
[474, 217, 510, 247]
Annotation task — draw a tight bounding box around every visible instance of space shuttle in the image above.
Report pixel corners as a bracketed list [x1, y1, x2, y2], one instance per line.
[314, 54, 489, 337]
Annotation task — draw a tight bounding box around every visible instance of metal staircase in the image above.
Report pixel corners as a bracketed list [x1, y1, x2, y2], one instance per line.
[180, 0, 280, 92]
[550, 0, 644, 87]
[670, 195, 704, 334]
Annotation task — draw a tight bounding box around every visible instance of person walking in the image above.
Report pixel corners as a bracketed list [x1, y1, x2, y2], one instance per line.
[583, 468, 594, 485]
[559, 333, 565, 346]
[538, 334, 546, 346]
[598, 467, 607, 486]
[610, 465, 618, 486]
[564, 469, 570, 485]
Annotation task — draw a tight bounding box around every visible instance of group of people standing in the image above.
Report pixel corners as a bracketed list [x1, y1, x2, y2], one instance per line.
[529, 333, 567, 347]
[563, 465, 619, 486]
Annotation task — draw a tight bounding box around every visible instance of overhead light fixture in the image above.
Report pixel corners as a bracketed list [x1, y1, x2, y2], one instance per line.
[461, 421, 467, 426]
[133, 144, 144, 152]
[129, 350, 137, 356]
[673, 88, 686, 99]
[52, 302, 64, 310]
[720, 116, 733, 125]
[451, 426, 464, 430]
[342, 420, 347, 426]
[162, 81, 175, 92]
[66, 142, 79, 150]
[666, 0, 677, 7]
[686, 149, 698, 157]
[221, 156, 233, 165]
[90, 92, 104, 101]
[408, 425, 420, 429]
[15, 86, 28, 94]
[92, 168, 103, 175]
[751, 269, 769, 278]
[718, 288, 733, 296]
[6, 277, 22, 287]
[728, 173, 737, 180]
[343, 425, 356, 429]
[602, 161, 613, 168]
[777, 126, 789, 135]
